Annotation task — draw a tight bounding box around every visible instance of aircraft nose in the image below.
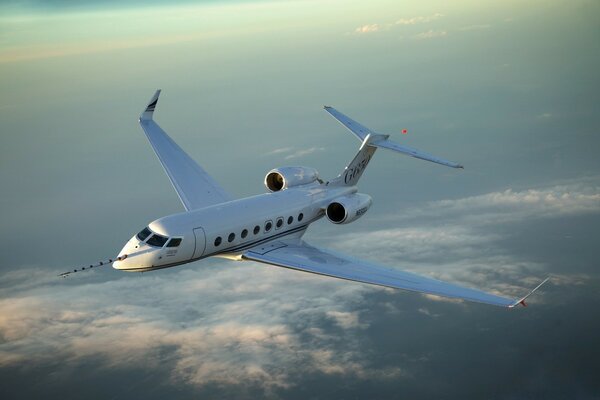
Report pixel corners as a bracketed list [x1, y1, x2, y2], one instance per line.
[113, 236, 158, 271]
[112, 253, 129, 270]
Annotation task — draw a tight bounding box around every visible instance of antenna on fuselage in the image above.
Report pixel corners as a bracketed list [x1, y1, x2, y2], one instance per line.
[57, 255, 127, 278]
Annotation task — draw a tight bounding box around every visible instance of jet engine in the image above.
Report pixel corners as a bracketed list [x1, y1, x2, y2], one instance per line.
[325, 193, 372, 224]
[264, 167, 321, 192]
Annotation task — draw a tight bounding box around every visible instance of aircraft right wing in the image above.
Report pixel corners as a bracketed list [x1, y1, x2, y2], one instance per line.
[244, 239, 548, 308]
[139, 90, 233, 211]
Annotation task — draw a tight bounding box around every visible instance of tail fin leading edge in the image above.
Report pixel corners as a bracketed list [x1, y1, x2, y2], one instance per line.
[328, 133, 382, 187]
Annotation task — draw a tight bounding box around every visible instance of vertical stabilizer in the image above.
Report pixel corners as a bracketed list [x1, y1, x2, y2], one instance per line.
[329, 133, 386, 186]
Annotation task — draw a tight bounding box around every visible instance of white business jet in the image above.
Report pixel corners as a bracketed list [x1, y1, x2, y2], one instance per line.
[65, 90, 548, 308]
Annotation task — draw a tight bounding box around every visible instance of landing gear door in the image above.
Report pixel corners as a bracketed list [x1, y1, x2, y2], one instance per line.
[193, 227, 206, 259]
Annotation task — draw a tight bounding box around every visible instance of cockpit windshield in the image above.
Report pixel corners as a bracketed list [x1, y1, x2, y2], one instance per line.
[136, 227, 152, 241]
[146, 233, 168, 248]
[166, 238, 182, 247]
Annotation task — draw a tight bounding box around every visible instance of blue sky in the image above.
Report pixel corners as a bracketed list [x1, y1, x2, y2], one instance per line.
[1, 1, 599, 398]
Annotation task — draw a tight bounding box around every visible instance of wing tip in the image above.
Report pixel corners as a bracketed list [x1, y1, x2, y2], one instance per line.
[140, 89, 162, 122]
[509, 277, 550, 308]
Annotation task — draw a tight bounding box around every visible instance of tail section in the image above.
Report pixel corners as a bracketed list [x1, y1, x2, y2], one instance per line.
[329, 133, 385, 186]
[325, 106, 463, 187]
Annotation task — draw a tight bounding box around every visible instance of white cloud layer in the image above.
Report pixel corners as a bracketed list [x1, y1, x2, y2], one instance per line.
[1, 179, 597, 390]
[417, 181, 600, 224]
[352, 13, 444, 36]
[284, 146, 325, 160]
[0, 263, 400, 389]
[355, 24, 380, 34]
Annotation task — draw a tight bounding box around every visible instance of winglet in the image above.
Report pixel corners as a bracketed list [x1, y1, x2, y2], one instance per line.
[140, 89, 161, 122]
[509, 277, 550, 308]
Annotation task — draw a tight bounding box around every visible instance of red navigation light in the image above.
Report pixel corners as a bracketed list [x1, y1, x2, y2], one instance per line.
[401, 129, 408, 134]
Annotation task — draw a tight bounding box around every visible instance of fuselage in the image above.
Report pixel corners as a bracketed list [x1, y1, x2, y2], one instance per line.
[113, 182, 357, 272]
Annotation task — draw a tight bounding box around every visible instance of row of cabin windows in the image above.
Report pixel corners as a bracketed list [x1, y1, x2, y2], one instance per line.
[213, 213, 304, 247]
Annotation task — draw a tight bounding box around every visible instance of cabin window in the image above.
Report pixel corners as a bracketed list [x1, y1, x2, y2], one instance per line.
[166, 238, 182, 248]
[214, 237, 222, 246]
[228, 233, 235, 242]
[147, 234, 168, 248]
[253, 225, 260, 235]
[298, 213, 304, 222]
[287, 216, 293, 225]
[276, 217, 283, 229]
[265, 220, 273, 232]
[241, 229, 248, 239]
[136, 227, 152, 241]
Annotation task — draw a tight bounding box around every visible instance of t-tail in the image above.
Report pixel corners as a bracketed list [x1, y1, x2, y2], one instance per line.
[324, 106, 463, 187]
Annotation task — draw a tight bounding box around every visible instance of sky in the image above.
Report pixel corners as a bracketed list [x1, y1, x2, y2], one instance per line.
[1, 0, 599, 398]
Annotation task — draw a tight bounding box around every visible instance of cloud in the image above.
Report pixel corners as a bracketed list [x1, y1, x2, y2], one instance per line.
[265, 147, 293, 156]
[264, 147, 325, 160]
[351, 13, 444, 37]
[413, 30, 447, 40]
[355, 24, 380, 34]
[396, 13, 444, 25]
[0, 262, 403, 389]
[326, 310, 367, 329]
[284, 147, 325, 160]
[421, 182, 600, 223]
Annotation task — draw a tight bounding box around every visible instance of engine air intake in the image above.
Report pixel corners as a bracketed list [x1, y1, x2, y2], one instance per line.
[326, 202, 346, 223]
[325, 193, 372, 224]
[265, 172, 285, 191]
[264, 166, 321, 192]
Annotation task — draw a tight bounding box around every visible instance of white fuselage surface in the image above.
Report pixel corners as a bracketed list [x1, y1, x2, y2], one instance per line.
[114, 184, 356, 271]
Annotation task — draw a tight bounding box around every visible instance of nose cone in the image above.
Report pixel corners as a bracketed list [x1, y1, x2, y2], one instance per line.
[113, 236, 158, 272]
[112, 254, 128, 270]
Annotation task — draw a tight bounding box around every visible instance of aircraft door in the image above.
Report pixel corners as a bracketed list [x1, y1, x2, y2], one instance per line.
[193, 227, 207, 259]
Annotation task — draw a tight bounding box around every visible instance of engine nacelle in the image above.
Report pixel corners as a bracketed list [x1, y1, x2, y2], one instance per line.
[325, 193, 372, 224]
[264, 166, 321, 192]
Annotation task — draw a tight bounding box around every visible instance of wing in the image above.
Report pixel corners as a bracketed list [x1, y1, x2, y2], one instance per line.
[139, 90, 233, 211]
[243, 239, 547, 308]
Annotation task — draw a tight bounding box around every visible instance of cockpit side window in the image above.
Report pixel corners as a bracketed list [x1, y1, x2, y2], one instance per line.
[136, 227, 152, 241]
[166, 238, 182, 248]
[146, 234, 168, 248]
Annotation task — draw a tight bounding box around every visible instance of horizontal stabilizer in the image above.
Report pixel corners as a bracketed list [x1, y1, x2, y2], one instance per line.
[372, 138, 464, 169]
[324, 106, 463, 169]
[324, 106, 375, 141]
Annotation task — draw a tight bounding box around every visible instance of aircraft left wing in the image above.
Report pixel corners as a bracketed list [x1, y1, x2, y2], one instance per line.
[139, 90, 233, 211]
[243, 239, 548, 308]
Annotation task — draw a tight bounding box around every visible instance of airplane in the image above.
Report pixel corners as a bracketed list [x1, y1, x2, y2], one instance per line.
[61, 90, 549, 308]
